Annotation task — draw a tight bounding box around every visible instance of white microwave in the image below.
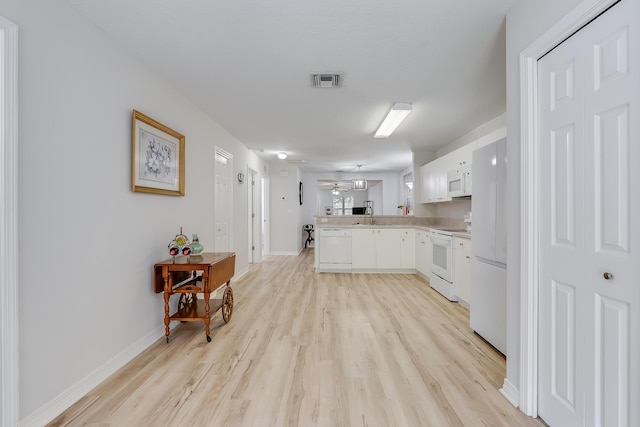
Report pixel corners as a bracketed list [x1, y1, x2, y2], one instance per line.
[447, 165, 472, 198]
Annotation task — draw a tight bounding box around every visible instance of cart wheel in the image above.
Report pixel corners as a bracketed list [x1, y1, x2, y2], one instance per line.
[222, 287, 234, 323]
[206, 335, 212, 343]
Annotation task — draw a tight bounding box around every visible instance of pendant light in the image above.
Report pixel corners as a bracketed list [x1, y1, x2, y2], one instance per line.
[352, 165, 367, 191]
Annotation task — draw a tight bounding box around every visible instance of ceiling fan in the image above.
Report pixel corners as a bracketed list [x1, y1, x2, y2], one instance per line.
[318, 180, 350, 195]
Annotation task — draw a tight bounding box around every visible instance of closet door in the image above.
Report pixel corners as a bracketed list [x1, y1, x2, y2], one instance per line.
[538, 1, 639, 426]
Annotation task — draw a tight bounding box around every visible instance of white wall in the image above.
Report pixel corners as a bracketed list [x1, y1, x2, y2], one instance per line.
[505, 0, 581, 399]
[437, 113, 507, 157]
[269, 162, 302, 255]
[300, 170, 405, 226]
[4, 0, 267, 421]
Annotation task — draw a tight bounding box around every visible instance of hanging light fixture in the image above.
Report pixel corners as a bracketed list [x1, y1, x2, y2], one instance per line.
[331, 186, 340, 195]
[352, 165, 368, 191]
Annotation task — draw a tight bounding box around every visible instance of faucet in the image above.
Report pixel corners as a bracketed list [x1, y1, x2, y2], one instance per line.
[369, 209, 374, 225]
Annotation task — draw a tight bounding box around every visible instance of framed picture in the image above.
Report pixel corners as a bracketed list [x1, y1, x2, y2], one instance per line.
[131, 109, 185, 196]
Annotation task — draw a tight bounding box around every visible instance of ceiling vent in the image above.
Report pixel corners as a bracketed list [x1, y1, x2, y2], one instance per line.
[311, 73, 342, 88]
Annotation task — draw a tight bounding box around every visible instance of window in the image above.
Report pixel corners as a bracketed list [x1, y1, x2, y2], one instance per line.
[332, 195, 354, 216]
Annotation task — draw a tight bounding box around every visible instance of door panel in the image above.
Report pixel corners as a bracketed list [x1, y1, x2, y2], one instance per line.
[551, 280, 576, 409]
[539, 27, 584, 427]
[551, 125, 576, 247]
[595, 295, 629, 426]
[582, 1, 639, 425]
[594, 105, 629, 254]
[539, 1, 639, 426]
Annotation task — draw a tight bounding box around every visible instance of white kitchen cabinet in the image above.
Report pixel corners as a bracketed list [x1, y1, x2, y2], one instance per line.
[420, 141, 479, 204]
[420, 157, 450, 203]
[376, 229, 402, 269]
[454, 236, 472, 308]
[448, 141, 476, 168]
[399, 229, 415, 269]
[352, 228, 415, 272]
[351, 229, 377, 269]
[419, 162, 436, 203]
[415, 229, 431, 278]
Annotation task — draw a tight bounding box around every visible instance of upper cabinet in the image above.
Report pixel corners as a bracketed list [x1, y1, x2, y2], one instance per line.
[449, 142, 475, 168]
[420, 157, 450, 203]
[419, 127, 506, 204]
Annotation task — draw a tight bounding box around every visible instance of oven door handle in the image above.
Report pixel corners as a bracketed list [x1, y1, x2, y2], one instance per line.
[430, 235, 452, 246]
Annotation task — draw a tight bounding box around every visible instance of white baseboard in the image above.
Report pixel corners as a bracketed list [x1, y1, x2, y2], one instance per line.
[19, 326, 166, 427]
[500, 378, 520, 407]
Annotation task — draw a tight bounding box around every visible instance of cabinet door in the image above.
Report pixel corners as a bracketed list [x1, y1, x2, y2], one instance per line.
[419, 163, 431, 203]
[351, 229, 376, 269]
[450, 142, 477, 167]
[375, 229, 402, 269]
[399, 229, 415, 269]
[432, 157, 451, 202]
[415, 231, 428, 274]
[454, 237, 472, 306]
[425, 232, 432, 280]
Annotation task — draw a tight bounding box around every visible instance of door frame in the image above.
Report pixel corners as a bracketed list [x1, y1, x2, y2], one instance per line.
[0, 15, 19, 427]
[214, 147, 233, 252]
[247, 168, 261, 263]
[518, 0, 619, 417]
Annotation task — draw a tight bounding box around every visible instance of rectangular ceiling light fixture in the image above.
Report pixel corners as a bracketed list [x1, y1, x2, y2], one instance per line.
[374, 102, 412, 138]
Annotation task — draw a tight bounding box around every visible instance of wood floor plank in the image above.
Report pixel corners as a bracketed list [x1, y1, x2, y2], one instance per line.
[48, 249, 546, 426]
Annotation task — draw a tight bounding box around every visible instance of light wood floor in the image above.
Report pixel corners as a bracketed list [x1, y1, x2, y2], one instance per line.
[49, 249, 546, 427]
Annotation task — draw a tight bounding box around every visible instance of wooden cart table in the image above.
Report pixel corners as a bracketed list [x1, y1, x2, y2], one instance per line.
[154, 252, 236, 343]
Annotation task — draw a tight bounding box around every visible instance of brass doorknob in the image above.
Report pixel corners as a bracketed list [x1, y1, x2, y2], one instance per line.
[603, 272, 613, 280]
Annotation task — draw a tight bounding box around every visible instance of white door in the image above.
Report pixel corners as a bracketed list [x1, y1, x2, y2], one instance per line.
[214, 149, 232, 252]
[538, 1, 639, 426]
[249, 169, 261, 263]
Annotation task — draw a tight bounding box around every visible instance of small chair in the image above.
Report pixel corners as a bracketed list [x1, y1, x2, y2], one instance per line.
[303, 224, 314, 248]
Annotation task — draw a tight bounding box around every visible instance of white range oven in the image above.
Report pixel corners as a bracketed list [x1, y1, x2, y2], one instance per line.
[429, 230, 457, 301]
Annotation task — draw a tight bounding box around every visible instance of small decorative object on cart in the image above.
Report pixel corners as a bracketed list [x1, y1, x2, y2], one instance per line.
[168, 227, 191, 256]
[190, 233, 204, 255]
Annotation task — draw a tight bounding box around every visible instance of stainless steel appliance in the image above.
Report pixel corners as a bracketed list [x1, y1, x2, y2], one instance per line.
[430, 230, 457, 301]
[470, 138, 507, 355]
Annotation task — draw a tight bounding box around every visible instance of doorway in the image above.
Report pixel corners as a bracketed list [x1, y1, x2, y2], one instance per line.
[520, 0, 638, 425]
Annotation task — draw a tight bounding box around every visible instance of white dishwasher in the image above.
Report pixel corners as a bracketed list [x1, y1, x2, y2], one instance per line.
[317, 228, 352, 272]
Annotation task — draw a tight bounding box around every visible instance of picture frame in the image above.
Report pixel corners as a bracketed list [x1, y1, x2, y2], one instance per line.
[131, 109, 185, 196]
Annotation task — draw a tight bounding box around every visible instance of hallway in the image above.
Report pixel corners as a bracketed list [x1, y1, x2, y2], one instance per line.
[50, 250, 545, 426]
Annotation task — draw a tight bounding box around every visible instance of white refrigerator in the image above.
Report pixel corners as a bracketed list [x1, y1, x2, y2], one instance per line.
[470, 138, 507, 355]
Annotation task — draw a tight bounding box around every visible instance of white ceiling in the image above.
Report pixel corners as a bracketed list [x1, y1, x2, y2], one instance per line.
[65, 0, 515, 173]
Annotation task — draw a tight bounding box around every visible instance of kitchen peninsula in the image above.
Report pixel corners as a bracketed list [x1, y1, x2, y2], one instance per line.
[314, 215, 470, 270]
[314, 214, 473, 308]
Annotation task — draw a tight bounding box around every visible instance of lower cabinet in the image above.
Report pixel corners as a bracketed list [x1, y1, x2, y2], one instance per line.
[351, 229, 377, 269]
[415, 229, 432, 279]
[352, 228, 414, 271]
[454, 236, 472, 308]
